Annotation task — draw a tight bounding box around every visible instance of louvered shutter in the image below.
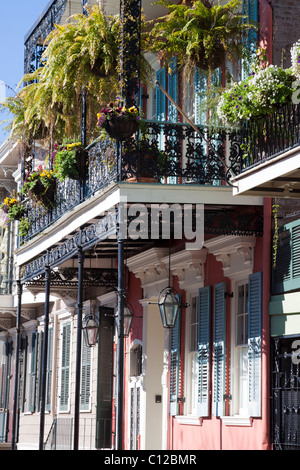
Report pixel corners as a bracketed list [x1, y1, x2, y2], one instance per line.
[28, 332, 38, 412]
[170, 304, 181, 416]
[60, 322, 71, 412]
[242, 0, 258, 79]
[80, 334, 91, 411]
[46, 328, 53, 412]
[213, 282, 226, 417]
[273, 220, 300, 294]
[156, 68, 166, 122]
[96, 307, 114, 449]
[195, 68, 207, 126]
[197, 286, 211, 417]
[248, 271, 262, 417]
[243, 0, 258, 50]
[168, 57, 178, 123]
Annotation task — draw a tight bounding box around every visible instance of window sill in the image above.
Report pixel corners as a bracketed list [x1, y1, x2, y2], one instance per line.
[221, 416, 253, 427]
[175, 415, 203, 426]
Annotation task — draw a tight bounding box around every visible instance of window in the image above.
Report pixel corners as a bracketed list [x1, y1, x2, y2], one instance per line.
[234, 281, 249, 416]
[183, 287, 210, 419]
[230, 273, 262, 418]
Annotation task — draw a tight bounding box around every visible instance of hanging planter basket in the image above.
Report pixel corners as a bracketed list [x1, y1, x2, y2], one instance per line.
[28, 179, 56, 210]
[104, 117, 139, 140]
[67, 148, 88, 180]
[192, 43, 226, 71]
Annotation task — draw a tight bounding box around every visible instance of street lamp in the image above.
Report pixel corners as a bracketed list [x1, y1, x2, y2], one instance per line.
[158, 286, 181, 328]
[149, 247, 189, 328]
[82, 313, 99, 347]
[123, 302, 134, 337]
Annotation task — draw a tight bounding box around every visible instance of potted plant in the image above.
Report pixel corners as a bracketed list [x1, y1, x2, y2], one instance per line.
[53, 141, 87, 181]
[22, 166, 57, 209]
[146, 0, 255, 79]
[123, 133, 169, 182]
[97, 101, 142, 140]
[0, 195, 25, 222]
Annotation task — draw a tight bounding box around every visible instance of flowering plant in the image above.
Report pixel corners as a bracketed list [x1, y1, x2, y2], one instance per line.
[0, 194, 25, 222]
[218, 64, 297, 126]
[22, 165, 56, 209]
[291, 40, 300, 78]
[97, 101, 142, 128]
[22, 166, 56, 194]
[53, 141, 86, 181]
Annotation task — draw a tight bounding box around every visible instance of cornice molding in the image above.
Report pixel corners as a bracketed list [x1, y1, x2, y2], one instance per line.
[205, 235, 256, 279]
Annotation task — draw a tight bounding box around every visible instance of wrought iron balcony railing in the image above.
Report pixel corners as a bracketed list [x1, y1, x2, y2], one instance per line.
[240, 103, 300, 173]
[20, 120, 243, 244]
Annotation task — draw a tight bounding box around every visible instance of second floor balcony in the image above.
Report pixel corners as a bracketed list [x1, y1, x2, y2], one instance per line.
[18, 119, 249, 245]
[230, 103, 300, 198]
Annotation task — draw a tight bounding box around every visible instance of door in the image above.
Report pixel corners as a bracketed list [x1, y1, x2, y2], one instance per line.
[272, 336, 300, 450]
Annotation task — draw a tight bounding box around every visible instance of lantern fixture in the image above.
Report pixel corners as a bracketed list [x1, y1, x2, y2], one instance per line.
[149, 246, 189, 328]
[123, 302, 134, 337]
[158, 286, 181, 328]
[82, 313, 99, 347]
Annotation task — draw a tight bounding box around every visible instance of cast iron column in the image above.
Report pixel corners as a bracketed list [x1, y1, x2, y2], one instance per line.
[116, 208, 125, 450]
[39, 257, 51, 450]
[74, 245, 84, 450]
[11, 279, 22, 450]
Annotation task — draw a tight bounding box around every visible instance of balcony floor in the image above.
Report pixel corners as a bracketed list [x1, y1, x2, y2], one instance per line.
[16, 182, 263, 268]
[231, 144, 300, 198]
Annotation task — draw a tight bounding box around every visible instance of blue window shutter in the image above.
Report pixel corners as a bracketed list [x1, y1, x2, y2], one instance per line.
[156, 68, 166, 122]
[242, 0, 258, 79]
[168, 57, 178, 123]
[197, 286, 211, 417]
[213, 282, 226, 417]
[248, 271, 262, 417]
[170, 304, 181, 416]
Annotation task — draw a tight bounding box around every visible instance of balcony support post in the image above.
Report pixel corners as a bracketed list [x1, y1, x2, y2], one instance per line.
[116, 206, 125, 450]
[11, 277, 22, 450]
[74, 242, 85, 451]
[39, 253, 51, 450]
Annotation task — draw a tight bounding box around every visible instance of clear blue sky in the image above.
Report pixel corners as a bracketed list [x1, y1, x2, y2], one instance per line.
[0, 1, 50, 91]
[0, 1, 50, 142]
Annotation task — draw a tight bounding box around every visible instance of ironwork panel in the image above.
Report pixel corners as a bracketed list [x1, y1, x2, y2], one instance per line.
[272, 336, 300, 450]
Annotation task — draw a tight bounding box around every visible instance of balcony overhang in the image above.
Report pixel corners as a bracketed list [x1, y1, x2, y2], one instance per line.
[231, 144, 300, 198]
[15, 182, 263, 269]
